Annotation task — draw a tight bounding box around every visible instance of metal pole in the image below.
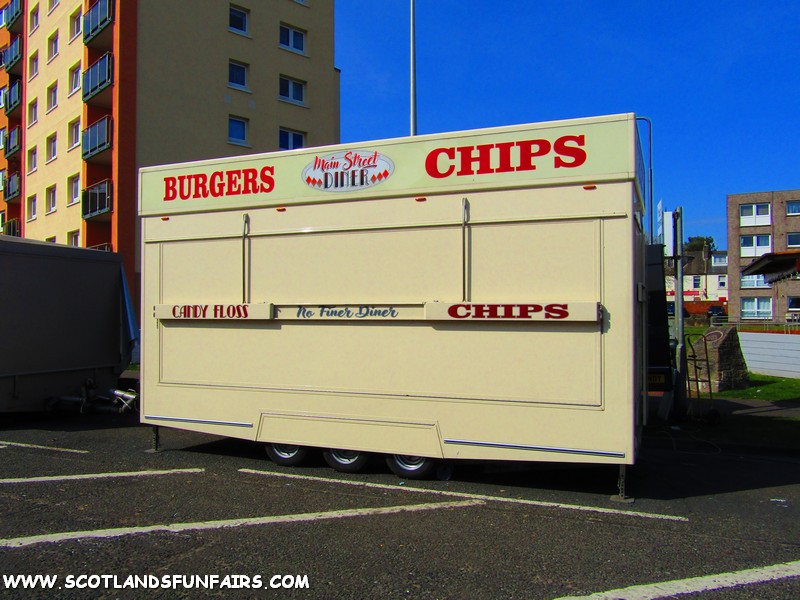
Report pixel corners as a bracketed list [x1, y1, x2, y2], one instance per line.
[674, 208, 687, 415]
[410, 0, 417, 136]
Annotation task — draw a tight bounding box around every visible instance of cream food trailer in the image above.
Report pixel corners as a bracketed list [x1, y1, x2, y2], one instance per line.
[138, 113, 647, 478]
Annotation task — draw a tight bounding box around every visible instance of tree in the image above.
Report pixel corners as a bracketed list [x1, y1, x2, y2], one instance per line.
[684, 236, 716, 252]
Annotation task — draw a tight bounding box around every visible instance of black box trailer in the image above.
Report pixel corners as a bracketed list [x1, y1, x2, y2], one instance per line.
[0, 237, 137, 413]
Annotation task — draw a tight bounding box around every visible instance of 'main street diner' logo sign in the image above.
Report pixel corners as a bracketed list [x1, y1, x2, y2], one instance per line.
[302, 150, 394, 193]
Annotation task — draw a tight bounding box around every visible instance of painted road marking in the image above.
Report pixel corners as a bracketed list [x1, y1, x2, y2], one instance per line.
[0, 500, 483, 549]
[0, 440, 88, 454]
[554, 559, 800, 599]
[0, 468, 204, 485]
[240, 468, 689, 523]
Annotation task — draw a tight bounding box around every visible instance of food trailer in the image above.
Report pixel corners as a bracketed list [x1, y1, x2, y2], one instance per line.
[138, 113, 647, 478]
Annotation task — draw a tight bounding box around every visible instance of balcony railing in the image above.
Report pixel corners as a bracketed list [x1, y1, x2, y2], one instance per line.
[2, 218, 21, 237]
[82, 116, 113, 160]
[4, 0, 22, 33]
[82, 53, 113, 102]
[82, 179, 113, 219]
[4, 79, 21, 116]
[88, 243, 113, 252]
[84, 0, 114, 45]
[4, 172, 20, 202]
[3, 36, 21, 73]
[4, 127, 20, 159]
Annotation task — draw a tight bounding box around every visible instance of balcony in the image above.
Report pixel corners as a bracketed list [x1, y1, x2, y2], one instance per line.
[82, 53, 113, 106]
[88, 243, 113, 252]
[84, 0, 114, 49]
[5, 0, 22, 34]
[82, 179, 113, 220]
[82, 116, 113, 162]
[4, 79, 21, 118]
[4, 172, 20, 203]
[3, 36, 22, 76]
[2, 218, 21, 237]
[4, 127, 20, 160]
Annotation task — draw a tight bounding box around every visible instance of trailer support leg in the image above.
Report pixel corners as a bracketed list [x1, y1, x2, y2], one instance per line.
[146, 425, 161, 453]
[610, 464, 635, 504]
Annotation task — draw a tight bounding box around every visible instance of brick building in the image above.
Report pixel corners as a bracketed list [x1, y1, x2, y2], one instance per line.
[727, 189, 800, 321]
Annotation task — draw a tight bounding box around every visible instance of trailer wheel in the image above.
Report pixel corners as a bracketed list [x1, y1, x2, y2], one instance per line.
[322, 449, 371, 473]
[385, 454, 438, 479]
[265, 444, 311, 467]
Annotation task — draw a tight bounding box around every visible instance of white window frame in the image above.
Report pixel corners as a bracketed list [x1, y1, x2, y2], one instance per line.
[279, 76, 305, 105]
[279, 127, 305, 150]
[739, 202, 771, 227]
[228, 60, 249, 91]
[47, 31, 58, 62]
[68, 118, 80, 149]
[67, 229, 80, 247]
[711, 254, 728, 267]
[26, 194, 37, 221]
[788, 297, 800, 312]
[67, 173, 80, 205]
[740, 234, 771, 258]
[228, 115, 248, 146]
[28, 51, 39, 80]
[787, 232, 800, 248]
[787, 201, 800, 216]
[718, 274, 727, 289]
[27, 146, 37, 173]
[45, 184, 57, 214]
[27, 98, 38, 125]
[741, 296, 772, 320]
[68, 63, 81, 96]
[229, 5, 249, 35]
[279, 24, 306, 54]
[46, 81, 57, 112]
[29, 5, 39, 34]
[741, 274, 770, 289]
[45, 132, 57, 162]
[69, 9, 82, 41]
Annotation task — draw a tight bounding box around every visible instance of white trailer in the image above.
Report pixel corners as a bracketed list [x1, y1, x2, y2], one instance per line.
[138, 113, 647, 478]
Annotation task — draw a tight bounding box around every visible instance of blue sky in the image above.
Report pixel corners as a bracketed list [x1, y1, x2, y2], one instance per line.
[335, 1, 800, 250]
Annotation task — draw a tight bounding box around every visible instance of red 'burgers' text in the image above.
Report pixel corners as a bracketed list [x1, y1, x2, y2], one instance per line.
[164, 166, 275, 201]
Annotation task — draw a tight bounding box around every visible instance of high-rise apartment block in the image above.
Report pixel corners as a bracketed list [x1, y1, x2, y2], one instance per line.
[727, 189, 800, 321]
[0, 0, 340, 301]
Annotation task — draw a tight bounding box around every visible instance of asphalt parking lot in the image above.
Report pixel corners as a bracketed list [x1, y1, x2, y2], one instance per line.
[0, 412, 798, 599]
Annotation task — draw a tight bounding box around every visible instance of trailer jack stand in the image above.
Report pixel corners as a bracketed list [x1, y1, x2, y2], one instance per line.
[145, 425, 161, 453]
[610, 464, 635, 504]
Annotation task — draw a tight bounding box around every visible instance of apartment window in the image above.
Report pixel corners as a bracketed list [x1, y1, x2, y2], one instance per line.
[740, 234, 771, 257]
[787, 201, 800, 216]
[28, 51, 39, 79]
[48, 0, 59, 13]
[279, 128, 304, 150]
[0, 86, 5, 109]
[26, 194, 37, 220]
[47, 31, 59, 62]
[46, 82, 57, 111]
[0, 169, 5, 191]
[27, 98, 38, 124]
[67, 173, 80, 205]
[280, 25, 306, 53]
[0, 127, 5, 150]
[788, 297, 800, 312]
[229, 5, 249, 35]
[718, 275, 727, 289]
[69, 63, 81, 95]
[46, 133, 57, 162]
[67, 229, 80, 247]
[69, 9, 81, 40]
[68, 118, 80, 148]
[741, 296, 772, 320]
[27, 146, 37, 172]
[29, 5, 39, 33]
[787, 233, 800, 248]
[228, 60, 248, 90]
[228, 116, 248, 145]
[45, 236, 56, 243]
[711, 254, 728, 267]
[739, 202, 770, 227]
[741, 274, 770, 289]
[279, 76, 305, 104]
[46, 185, 56, 213]
[692, 276, 701, 289]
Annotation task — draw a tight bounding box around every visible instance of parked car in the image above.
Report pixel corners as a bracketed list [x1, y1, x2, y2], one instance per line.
[666, 302, 689, 317]
[707, 305, 727, 319]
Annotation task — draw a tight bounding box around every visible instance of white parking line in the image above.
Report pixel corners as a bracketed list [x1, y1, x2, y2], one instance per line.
[554, 559, 800, 599]
[0, 440, 88, 454]
[0, 468, 204, 485]
[239, 469, 689, 523]
[0, 499, 483, 548]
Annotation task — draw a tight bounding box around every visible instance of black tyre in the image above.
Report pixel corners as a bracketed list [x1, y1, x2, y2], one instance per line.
[322, 449, 371, 473]
[385, 454, 438, 479]
[265, 443, 311, 467]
